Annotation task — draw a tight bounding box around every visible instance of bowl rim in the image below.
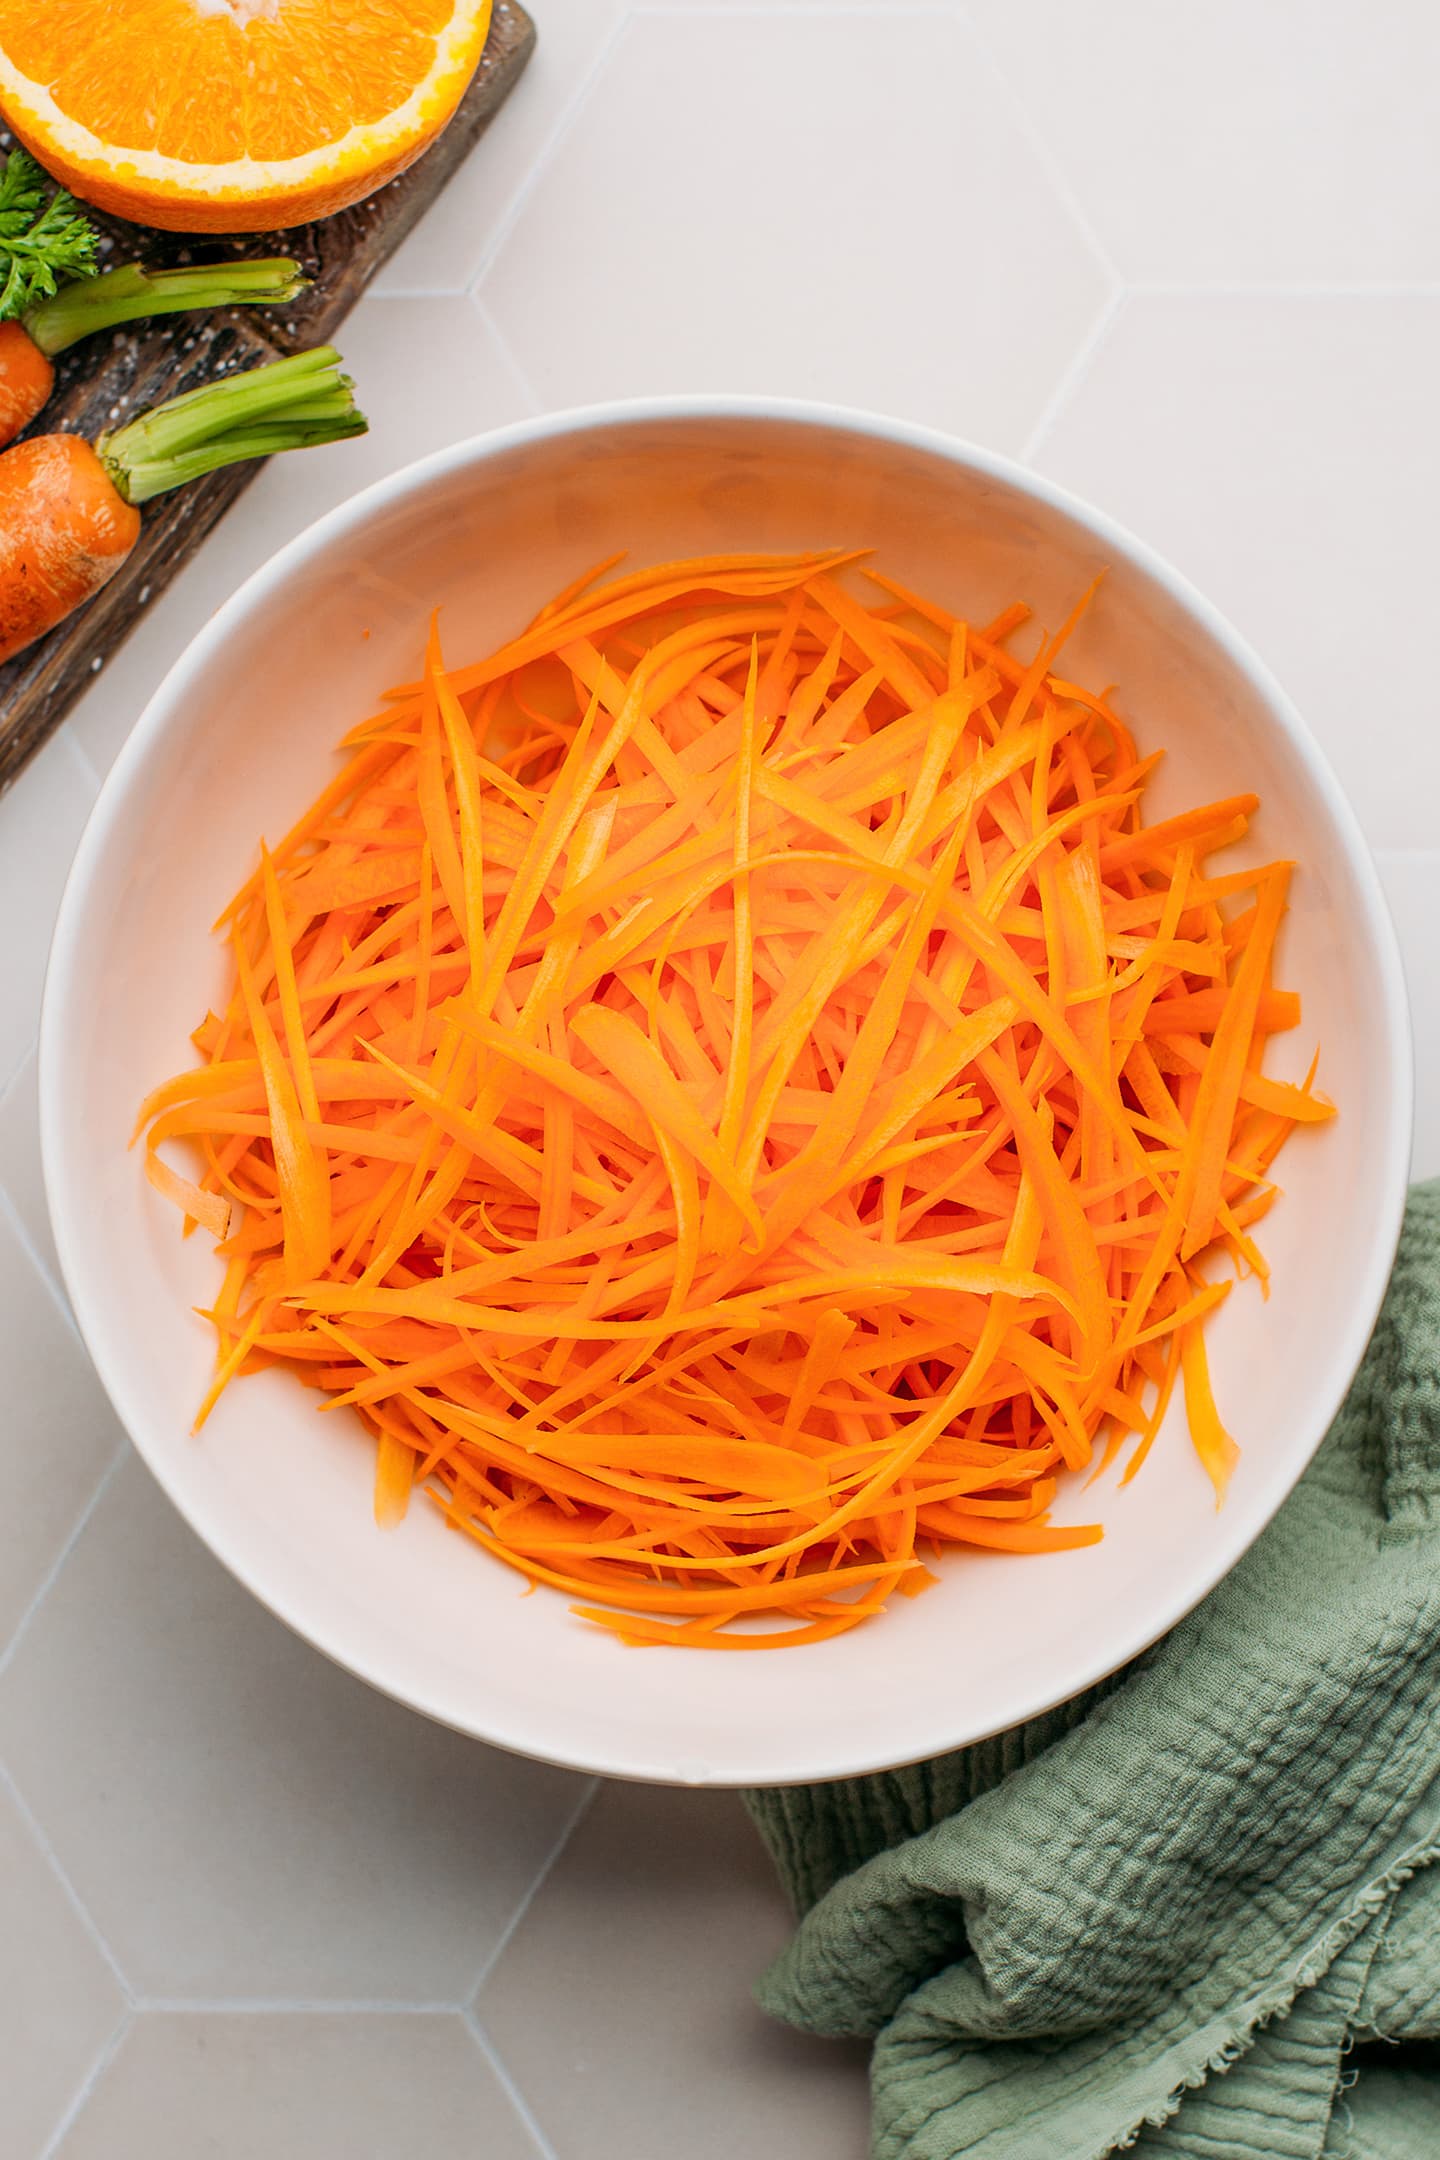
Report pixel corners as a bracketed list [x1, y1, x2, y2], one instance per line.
[39, 393, 1415, 1784]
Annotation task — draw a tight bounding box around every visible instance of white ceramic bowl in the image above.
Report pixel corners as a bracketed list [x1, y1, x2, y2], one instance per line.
[41, 400, 1411, 1786]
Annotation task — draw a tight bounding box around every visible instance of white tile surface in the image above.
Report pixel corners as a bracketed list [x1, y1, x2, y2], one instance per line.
[0, 1778, 124, 2158]
[0, 1206, 121, 1657]
[0, 727, 97, 1095]
[479, 1783, 871, 2160]
[0, 1457, 588, 2002]
[968, 0, 1440, 285]
[479, 8, 1112, 448]
[55, 2013, 541, 2160]
[0, 1045, 62, 1296]
[2, 6, 1438, 2154]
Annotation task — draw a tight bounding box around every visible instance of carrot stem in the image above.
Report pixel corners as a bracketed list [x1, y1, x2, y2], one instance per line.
[23, 257, 308, 357]
[98, 344, 365, 504]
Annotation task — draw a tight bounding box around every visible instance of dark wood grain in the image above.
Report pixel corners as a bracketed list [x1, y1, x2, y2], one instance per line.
[0, 0, 535, 798]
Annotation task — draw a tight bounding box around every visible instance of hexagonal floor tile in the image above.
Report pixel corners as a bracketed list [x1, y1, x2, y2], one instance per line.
[56, 2013, 540, 2160]
[0, 1776, 124, 2157]
[969, 0, 1440, 284]
[479, 9, 1111, 451]
[0, 1456, 589, 2002]
[479, 1782, 870, 2160]
[0, 1207, 121, 1658]
[69, 295, 530, 781]
[1032, 292, 1440, 853]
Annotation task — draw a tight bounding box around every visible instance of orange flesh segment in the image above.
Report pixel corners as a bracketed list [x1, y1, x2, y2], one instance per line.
[5, 0, 453, 162]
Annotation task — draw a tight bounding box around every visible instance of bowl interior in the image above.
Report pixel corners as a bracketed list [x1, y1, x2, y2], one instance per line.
[42, 407, 1409, 1784]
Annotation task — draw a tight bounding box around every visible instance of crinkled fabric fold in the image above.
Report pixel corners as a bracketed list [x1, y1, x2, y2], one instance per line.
[745, 1182, 1440, 2159]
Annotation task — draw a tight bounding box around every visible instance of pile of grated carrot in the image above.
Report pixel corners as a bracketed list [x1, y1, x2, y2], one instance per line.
[137, 548, 1333, 1648]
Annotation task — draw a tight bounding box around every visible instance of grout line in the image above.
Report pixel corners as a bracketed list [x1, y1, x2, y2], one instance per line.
[469, 1776, 599, 2000]
[0, 1761, 132, 2001]
[0, 1445, 126, 1684]
[473, 294, 545, 415]
[63, 715, 105, 793]
[467, 11, 632, 297]
[465, 2008, 562, 2160]
[0, 1005, 38, 1103]
[0, 1045, 28, 1116]
[36, 2008, 132, 2160]
[956, 0, 1125, 292]
[0, 1021, 76, 1323]
[1017, 287, 1127, 467]
[0, 1182, 77, 1340]
[0, 1049, 23, 1108]
[132, 1996, 461, 2015]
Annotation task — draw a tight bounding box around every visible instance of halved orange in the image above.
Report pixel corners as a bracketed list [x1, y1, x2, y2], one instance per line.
[0, 0, 494, 233]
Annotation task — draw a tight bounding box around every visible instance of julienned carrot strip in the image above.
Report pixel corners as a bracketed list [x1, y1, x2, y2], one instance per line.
[138, 549, 1331, 1647]
[143, 1147, 232, 1239]
[232, 925, 330, 1287]
[1179, 1315, 1240, 1502]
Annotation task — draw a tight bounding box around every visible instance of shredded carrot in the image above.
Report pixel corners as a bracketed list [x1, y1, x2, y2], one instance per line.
[139, 549, 1333, 1645]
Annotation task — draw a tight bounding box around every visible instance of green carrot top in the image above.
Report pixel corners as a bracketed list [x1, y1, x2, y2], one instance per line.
[97, 345, 368, 505]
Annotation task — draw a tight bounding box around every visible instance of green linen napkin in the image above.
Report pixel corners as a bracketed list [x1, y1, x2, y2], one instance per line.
[745, 1180, 1440, 2160]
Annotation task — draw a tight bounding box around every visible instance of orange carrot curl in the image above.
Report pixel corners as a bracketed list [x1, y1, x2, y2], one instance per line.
[138, 550, 1333, 1647]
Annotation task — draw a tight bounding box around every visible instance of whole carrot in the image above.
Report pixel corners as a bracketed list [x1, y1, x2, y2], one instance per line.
[0, 345, 365, 665]
[0, 434, 139, 659]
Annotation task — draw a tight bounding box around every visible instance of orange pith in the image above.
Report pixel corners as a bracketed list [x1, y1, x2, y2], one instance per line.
[0, 0, 494, 232]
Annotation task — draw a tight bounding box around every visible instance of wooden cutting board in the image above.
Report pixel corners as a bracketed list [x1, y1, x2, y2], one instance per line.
[0, 0, 535, 798]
